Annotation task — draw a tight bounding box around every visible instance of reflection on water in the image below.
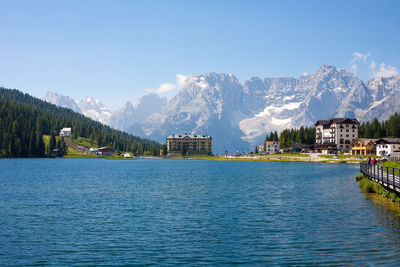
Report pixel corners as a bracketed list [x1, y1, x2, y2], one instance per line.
[1, 159, 400, 265]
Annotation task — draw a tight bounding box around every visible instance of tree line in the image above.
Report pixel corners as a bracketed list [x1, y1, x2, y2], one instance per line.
[261, 127, 316, 150]
[0, 87, 162, 157]
[359, 113, 400, 139]
[263, 112, 400, 151]
[278, 127, 316, 149]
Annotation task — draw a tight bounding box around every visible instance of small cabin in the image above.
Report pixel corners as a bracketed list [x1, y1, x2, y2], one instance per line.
[350, 138, 377, 156]
[122, 152, 132, 158]
[89, 148, 99, 155]
[59, 127, 72, 137]
[98, 147, 114, 156]
[376, 138, 400, 156]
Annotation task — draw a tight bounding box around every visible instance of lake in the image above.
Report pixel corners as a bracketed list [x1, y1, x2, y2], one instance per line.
[1, 159, 400, 265]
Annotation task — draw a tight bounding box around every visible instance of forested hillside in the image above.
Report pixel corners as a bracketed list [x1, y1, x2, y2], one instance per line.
[278, 127, 316, 149]
[359, 113, 400, 138]
[0, 87, 162, 157]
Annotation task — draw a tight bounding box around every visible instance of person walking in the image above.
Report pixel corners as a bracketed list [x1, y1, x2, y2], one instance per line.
[372, 157, 377, 165]
[367, 156, 371, 165]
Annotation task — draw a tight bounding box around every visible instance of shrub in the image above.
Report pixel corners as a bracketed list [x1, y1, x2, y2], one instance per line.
[356, 173, 400, 202]
[355, 173, 364, 181]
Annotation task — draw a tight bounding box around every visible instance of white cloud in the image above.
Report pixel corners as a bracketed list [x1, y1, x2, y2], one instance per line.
[177, 74, 187, 88]
[146, 82, 176, 94]
[350, 63, 358, 75]
[146, 74, 188, 95]
[370, 61, 376, 70]
[349, 51, 371, 75]
[370, 61, 399, 78]
[350, 52, 371, 64]
[157, 83, 176, 93]
[348, 51, 398, 79]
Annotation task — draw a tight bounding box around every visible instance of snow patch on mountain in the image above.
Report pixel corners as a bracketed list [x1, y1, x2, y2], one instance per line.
[43, 65, 400, 153]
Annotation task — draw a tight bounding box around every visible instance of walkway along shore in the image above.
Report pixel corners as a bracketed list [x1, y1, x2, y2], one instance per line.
[360, 162, 400, 193]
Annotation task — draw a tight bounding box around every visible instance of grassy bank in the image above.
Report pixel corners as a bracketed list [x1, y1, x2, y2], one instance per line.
[355, 173, 400, 202]
[170, 155, 361, 163]
[63, 142, 135, 160]
[382, 161, 400, 169]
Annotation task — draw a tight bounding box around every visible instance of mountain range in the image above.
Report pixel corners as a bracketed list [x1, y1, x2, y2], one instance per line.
[43, 65, 400, 153]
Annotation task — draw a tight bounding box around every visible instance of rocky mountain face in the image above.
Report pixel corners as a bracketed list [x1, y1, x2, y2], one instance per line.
[43, 92, 167, 131]
[43, 92, 81, 113]
[43, 65, 400, 153]
[43, 92, 112, 124]
[127, 73, 249, 152]
[108, 94, 167, 131]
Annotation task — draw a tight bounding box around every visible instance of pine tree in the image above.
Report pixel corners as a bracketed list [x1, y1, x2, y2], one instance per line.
[36, 132, 45, 157]
[273, 131, 279, 141]
[28, 130, 35, 157]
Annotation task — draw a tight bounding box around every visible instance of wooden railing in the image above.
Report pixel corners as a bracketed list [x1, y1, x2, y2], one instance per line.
[360, 162, 400, 192]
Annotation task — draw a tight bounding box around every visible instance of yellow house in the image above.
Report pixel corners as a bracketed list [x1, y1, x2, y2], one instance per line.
[351, 138, 378, 156]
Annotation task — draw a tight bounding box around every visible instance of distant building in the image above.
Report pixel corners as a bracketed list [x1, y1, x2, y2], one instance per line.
[89, 148, 98, 155]
[350, 138, 378, 156]
[122, 152, 132, 158]
[375, 138, 400, 156]
[315, 118, 359, 153]
[98, 147, 114, 156]
[59, 127, 71, 137]
[264, 141, 280, 154]
[167, 134, 212, 156]
[283, 141, 307, 153]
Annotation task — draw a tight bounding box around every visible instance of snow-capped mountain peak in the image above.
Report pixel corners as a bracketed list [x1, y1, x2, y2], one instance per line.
[43, 65, 400, 153]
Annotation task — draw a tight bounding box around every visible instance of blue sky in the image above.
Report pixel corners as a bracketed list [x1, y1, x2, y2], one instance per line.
[0, 0, 399, 109]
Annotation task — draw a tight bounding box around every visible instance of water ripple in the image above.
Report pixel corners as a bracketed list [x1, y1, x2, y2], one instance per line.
[1, 159, 400, 265]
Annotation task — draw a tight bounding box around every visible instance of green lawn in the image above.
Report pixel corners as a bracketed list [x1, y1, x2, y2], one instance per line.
[264, 153, 310, 158]
[64, 147, 135, 160]
[382, 161, 400, 169]
[319, 154, 353, 159]
[382, 161, 400, 176]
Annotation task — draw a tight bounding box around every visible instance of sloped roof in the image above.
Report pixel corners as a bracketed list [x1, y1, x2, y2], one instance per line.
[265, 141, 279, 145]
[352, 138, 378, 146]
[315, 120, 330, 126]
[98, 147, 114, 151]
[315, 118, 359, 126]
[375, 138, 400, 144]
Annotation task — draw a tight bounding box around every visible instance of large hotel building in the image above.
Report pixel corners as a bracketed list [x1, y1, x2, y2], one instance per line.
[167, 134, 212, 156]
[315, 118, 359, 153]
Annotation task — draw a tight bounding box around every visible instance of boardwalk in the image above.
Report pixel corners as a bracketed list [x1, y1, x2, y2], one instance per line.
[360, 162, 400, 192]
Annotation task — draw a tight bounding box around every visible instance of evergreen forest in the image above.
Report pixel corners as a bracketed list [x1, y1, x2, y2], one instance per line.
[0, 87, 162, 157]
[358, 113, 400, 139]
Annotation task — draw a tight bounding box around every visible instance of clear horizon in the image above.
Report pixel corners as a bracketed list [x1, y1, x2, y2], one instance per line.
[1, 0, 399, 109]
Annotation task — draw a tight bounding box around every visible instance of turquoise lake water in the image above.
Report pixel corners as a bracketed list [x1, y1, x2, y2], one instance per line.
[1, 159, 400, 265]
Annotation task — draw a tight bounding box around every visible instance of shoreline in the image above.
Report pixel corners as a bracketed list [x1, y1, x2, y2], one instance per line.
[0, 154, 364, 163]
[164, 155, 363, 164]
